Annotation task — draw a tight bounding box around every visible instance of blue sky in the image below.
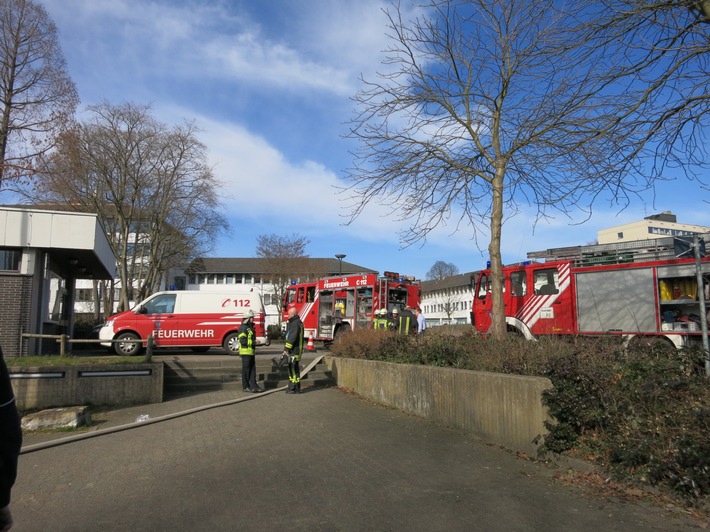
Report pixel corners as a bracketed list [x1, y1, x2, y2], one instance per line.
[30, 0, 710, 280]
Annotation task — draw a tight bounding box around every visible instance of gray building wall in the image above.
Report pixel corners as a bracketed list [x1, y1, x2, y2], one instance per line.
[0, 274, 33, 356]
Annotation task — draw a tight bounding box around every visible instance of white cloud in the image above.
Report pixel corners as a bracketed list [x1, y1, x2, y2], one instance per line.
[199, 35, 353, 94]
[41, 0, 384, 96]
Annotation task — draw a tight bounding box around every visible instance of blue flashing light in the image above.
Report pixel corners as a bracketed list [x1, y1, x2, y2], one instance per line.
[486, 260, 491, 268]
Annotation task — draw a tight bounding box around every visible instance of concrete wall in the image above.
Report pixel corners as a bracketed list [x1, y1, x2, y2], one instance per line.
[9, 363, 163, 410]
[325, 357, 553, 457]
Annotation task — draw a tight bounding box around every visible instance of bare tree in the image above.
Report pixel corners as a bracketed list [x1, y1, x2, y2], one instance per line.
[0, 0, 77, 187]
[32, 101, 228, 314]
[426, 260, 459, 281]
[575, 1, 710, 182]
[439, 291, 464, 324]
[255, 233, 315, 322]
[345, 0, 649, 339]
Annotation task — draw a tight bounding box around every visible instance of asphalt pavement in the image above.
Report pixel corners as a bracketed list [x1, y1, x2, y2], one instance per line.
[9, 354, 707, 531]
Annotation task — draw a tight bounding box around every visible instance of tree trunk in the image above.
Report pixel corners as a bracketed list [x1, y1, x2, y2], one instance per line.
[488, 164, 506, 339]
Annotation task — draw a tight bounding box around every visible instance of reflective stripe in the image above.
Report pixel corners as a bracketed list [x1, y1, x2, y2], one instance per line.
[238, 328, 255, 355]
[0, 396, 16, 408]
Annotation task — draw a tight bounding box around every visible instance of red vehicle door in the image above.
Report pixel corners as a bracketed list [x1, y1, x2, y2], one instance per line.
[515, 263, 576, 335]
[506, 269, 527, 319]
[472, 271, 493, 333]
[139, 293, 180, 346]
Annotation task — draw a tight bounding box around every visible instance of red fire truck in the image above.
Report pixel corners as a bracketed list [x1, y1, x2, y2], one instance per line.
[283, 271, 421, 341]
[471, 235, 710, 349]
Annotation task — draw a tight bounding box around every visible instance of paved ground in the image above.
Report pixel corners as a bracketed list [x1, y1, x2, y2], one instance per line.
[9, 354, 707, 531]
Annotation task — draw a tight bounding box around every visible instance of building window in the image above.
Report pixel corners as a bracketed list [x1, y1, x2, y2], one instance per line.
[0, 248, 21, 271]
[113, 288, 136, 302]
[617, 232, 623, 239]
[76, 288, 93, 302]
[47, 273, 66, 322]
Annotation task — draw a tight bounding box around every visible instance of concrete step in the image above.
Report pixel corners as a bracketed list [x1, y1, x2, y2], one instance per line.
[163, 357, 334, 395]
[261, 367, 335, 390]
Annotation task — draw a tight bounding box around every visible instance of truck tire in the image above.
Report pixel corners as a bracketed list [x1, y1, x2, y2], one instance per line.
[114, 332, 143, 356]
[334, 324, 351, 341]
[223, 332, 240, 355]
[627, 335, 675, 355]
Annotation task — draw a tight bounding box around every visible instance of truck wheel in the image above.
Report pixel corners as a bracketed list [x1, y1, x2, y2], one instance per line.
[627, 335, 675, 355]
[334, 324, 351, 341]
[506, 325, 524, 338]
[114, 332, 143, 356]
[223, 332, 240, 355]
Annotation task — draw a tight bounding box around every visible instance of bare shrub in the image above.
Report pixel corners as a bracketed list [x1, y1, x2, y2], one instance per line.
[328, 327, 710, 503]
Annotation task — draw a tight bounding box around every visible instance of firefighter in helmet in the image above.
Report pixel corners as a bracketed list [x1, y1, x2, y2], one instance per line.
[373, 308, 389, 330]
[238, 310, 262, 393]
[392, 306, 414, 335]
[283, 307, 305, 393]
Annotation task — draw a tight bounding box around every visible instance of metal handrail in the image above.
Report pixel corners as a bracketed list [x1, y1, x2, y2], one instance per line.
[20, 333, 150, 357]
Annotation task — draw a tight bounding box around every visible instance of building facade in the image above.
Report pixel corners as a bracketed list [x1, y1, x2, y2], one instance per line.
[598, 211, 710, 244]
[0, 207, 115, 356]
[419, 273, 476, 326]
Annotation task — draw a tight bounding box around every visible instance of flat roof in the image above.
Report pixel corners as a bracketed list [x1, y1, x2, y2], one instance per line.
[0, 206, 115, 279]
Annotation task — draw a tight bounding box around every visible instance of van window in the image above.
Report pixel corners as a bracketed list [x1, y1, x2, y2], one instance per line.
[143, 294, 176, 314]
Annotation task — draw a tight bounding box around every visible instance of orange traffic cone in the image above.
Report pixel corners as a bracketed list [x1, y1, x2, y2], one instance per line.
[307, 333, 316, 351]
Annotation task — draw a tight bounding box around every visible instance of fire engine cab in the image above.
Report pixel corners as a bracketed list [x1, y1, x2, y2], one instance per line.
[283, 271, 421, 341]
[471, 235, 710, 349]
